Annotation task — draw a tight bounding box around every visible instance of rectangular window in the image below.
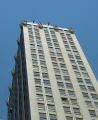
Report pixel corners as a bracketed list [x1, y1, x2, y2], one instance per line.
[59, 89, 66, 95]
[57, 82, 64, 88]
[45, 88, 52, 94]
[38, 103, 45, 110]
[68, 91, 75, 96]
[82, 72, 89, 78]
[74, 71, 81, 77]
[88, 86, 95, 92]
[48, 105, 56, 112]
[34, 72, 40, 77]
[36, 86, 42, 92]
[54, 68, 60, 73]
[70, 99, 78, 105]
[72, 65, 78, 70]
[61, 97, 69, 104]
[49, 114, 57, 120]
[89, 110, 97, 117]
[55, 75, 62, 80]
[39, 113, 47, 120]
[85, 79, 92, 84]
[43, 80, 50, 86]
[85, 101, 93, 108]
[95, 102, 98, 108]
[37, 94, 44, 101]
[82, 92, 89, 99]
[73, 108, 81, 115]
[52, 62, 58, 67]
[66, 116, 73, 120]
[42, 73, 49, 78]
[80, 85, 87, 91]
[77, 78, 83, 83]
[66, 83, 73, 89]
[64, 76, 70, 81]
[91, 94, 98, 100]
[63, 106, 71, 114]
[35, 78, 41, 85]
[46, 96, 54, 103]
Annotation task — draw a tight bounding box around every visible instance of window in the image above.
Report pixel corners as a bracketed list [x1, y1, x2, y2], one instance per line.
[38, 103, 45, 110]
[49, 114, 57, 120]
[57, 82, 64, 88]
[39, 55, 45, 60]
[33, 65, 39, 70]
[57, 53, 62, 57]
[73, 108, 81, 115]
[72, 65, 78, 70]
[76, 118, 83, 120]
[85, 101, 93, 108]
[75, 55, 81, 60]
[80, 67, 86, 71]
[52, 62, 58, 67]
[77, 61, 83, 65]
[59, 89, 66, 95]
[62, 69, 68, 75]
[35, 78, 41, 85]
[88, 86, 95, 92]
[66, 83, 73, 89]
[31, 49, 36, 53]
[37, 94, 44, 101]
[80, 85, 87, 91]
[66, 50, 72, 54]
[74, 71, 81, 77]
[60, 63, 66, 68]
[34, 72, 40, 77]
[42, 73, 49, 78]
[70, 99, 78, 105]
[41, 66, 47, 71]
[58, 58, 64, 62]
[66, 116, 73, 120]
[89, 110, 97, 117]
[73, 51, 79, 55]
[82, 92, 89, 99]
[77, 78, 83, 83]
[68, 91, 75, 96]
[39, 113, 47, 120]
[43, 80, 50, 86]
[32, 60, 38, 64]
[94, 102, 98, 108]
[48, 105, 55, 112]
[71, 46, 77, 50]
[85, 79, 92, 84]
[36, 86, 42, 92]
[68, 55, 74, 59]
[45, 87, 52, 94]
[61, 97, 69, 104]
[55, 48, 61, 52]
[64, 76, 70, 81]
[50, 52, 55, 56]
[54, 68, 60, 73]
[49, 47, 54, 52]
[46, 95, 54, 103]
[40, 60, 46, 66]
[51, 57, 57, 61]
[63, 106, 71, 114]
[70, 60, 76, 64]
[91, 94, 98, 100]
[82, 72, 89, 78]
[55, 75, 62, 80]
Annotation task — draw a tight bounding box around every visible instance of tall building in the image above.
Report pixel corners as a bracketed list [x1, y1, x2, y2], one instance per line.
[7, 21, 98, 120]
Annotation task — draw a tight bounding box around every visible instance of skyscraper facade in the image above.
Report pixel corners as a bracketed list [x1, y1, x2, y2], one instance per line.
[7, 21, 98, 120]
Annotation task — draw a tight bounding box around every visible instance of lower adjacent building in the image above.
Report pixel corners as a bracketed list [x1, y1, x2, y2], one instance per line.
[7, 21, 98, 120]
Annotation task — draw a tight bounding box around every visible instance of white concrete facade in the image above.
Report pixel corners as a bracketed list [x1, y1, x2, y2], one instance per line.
[7, 21, 98, 120]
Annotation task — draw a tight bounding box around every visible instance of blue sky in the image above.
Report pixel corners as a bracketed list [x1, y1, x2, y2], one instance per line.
[0, 0, 98, 119]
